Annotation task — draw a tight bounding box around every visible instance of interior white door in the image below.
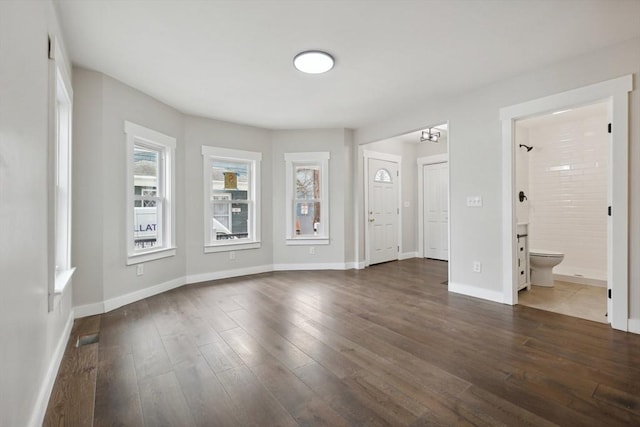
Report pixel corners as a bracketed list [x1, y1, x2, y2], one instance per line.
[368, 158, 399, 265]
[423, 162, 448, 260]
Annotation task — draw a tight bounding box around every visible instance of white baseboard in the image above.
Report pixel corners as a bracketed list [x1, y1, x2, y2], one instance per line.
[186, 264, 273, 285]
[73, 301, 106, 319]
[448, 281, 505, 304]
[104, 276, 186, 313]
[554, 273, 606, 287]
[628, 318, 640, 334]
[29, 308, 74, 427]
[273, 262, 348, 271]
[346, 261, 365, 269]
[399, 252, 418, 260]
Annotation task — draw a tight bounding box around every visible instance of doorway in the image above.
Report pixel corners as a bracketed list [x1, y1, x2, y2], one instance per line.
[364, 151, 401, 265]
[514, 102, 608, 324]
[500, 75, 632, 331]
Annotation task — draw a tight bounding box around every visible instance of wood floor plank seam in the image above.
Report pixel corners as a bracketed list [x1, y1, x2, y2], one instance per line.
[43, 259, 640, 427]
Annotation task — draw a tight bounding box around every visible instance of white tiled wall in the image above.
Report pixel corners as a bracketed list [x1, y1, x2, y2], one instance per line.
[515, 127, 530, 224]
[525, 111, 608, 282]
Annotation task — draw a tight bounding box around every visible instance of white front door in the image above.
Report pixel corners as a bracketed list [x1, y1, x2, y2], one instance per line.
[423, 162, 449, 260]
[368, 158, 399, 265]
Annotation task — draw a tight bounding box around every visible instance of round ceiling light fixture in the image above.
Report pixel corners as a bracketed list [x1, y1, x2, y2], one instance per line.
[293, 50, 335, 74]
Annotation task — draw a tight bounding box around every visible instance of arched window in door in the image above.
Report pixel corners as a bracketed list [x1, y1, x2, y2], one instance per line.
[374, 168, 392, 183]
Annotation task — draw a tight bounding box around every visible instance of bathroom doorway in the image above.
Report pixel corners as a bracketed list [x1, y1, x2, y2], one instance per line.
[514, 102, 608, 323]
[500, 75, 631, 331]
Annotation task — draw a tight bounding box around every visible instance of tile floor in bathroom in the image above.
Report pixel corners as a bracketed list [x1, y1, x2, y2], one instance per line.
[518, 280, 608, 324]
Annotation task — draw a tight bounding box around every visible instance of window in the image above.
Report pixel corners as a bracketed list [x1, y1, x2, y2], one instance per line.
[48, 35, 75, 309]
[374, 168, 392, 183]
[125, 121, 176, 264]
[202, 146, 262, 252]
[284, 152, 330, 245]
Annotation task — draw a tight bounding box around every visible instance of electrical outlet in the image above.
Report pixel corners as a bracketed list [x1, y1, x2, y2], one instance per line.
[309, 247, 315, 255]
[473, 261, 482, 273]
[466, 196, 483, 207]
[136, 264, 144, 276]
[229, 251, 236, 260]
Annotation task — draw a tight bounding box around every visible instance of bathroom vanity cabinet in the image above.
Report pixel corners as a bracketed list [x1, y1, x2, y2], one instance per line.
[517, 224, 530, 291]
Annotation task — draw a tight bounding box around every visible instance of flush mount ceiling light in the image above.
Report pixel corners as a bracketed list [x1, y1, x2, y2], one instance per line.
[293, 50, 335, 74]
[420, 128, 440, 143]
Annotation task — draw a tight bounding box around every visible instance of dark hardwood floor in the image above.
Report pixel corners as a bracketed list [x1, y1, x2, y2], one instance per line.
[44, 259, 640, 426]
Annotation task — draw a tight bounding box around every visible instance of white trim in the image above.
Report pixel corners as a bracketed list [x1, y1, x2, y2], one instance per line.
[363, 150, 402, 266]
[448, 282, 505, 304]
[202, 146, 262, 251]
[204, 242, 261, 253]
[74, 301, 106, 319]
[125, 121, 176, 149]
[284, 151, 330, 242]
[201, 145, 262, 161]
[28, 308, 74, 427]
[54, 267, 76, 293]
[399, 251, 418, 260]
[628, 319, 640, 335]
[48, 35, 74, 312]
[346, 261, 366, 269]
[500, 75, 632, 332]
[273, 263, 349, 271]
[417, 153, 448, 165]
[126, 247, 176, 265]
[417, 152, 449, 259]
[285, 238, 330, 246]
[186, 265, 273, 284]
[125, 121, 177, 264]
[104, 276, 185, 313]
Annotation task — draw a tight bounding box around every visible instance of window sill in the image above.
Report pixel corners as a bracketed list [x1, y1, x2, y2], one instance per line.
[286, 237, 330, 246]
[204, 241, 261, 253]
[127, 247, 176, 265]
[54, 267, 76, 295]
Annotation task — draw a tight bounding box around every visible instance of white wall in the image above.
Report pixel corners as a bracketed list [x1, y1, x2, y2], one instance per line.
[184, 115, 273, 279]
[271, 129, 350, 267]
[355, 37, 640, 315]
[73, 69, 186, 309]
[344, 129, 356, 266]
[415, 131, 448, 158]
[0, 2, 75, 426]
[526, 111, 608, 281]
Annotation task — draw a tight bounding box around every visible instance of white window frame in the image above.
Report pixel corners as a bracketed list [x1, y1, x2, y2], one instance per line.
[48, 35, 75, 311]
[285, 152, 330, 245]
[125, 121, 176, 265]
[202, 146, 262, 253]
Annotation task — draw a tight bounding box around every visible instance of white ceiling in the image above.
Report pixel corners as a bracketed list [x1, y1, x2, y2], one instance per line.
[54, 0, 640, 130]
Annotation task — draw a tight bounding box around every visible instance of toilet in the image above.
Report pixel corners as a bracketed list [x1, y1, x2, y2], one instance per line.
[529, 249, 564, 287]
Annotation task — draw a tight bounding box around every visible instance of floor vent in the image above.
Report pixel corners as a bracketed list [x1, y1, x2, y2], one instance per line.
[76, 333, 99, 347]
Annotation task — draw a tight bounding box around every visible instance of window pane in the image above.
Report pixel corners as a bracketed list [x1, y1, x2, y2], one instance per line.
[134, 146, 159, 196]
[211, 160, 249, 201]
[374, 168, 392, 183]
[134, 201, 161, 250]
[295, 165, 320, 200]
[210, 202, 250, 241]
[294, 201, 321, 236]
